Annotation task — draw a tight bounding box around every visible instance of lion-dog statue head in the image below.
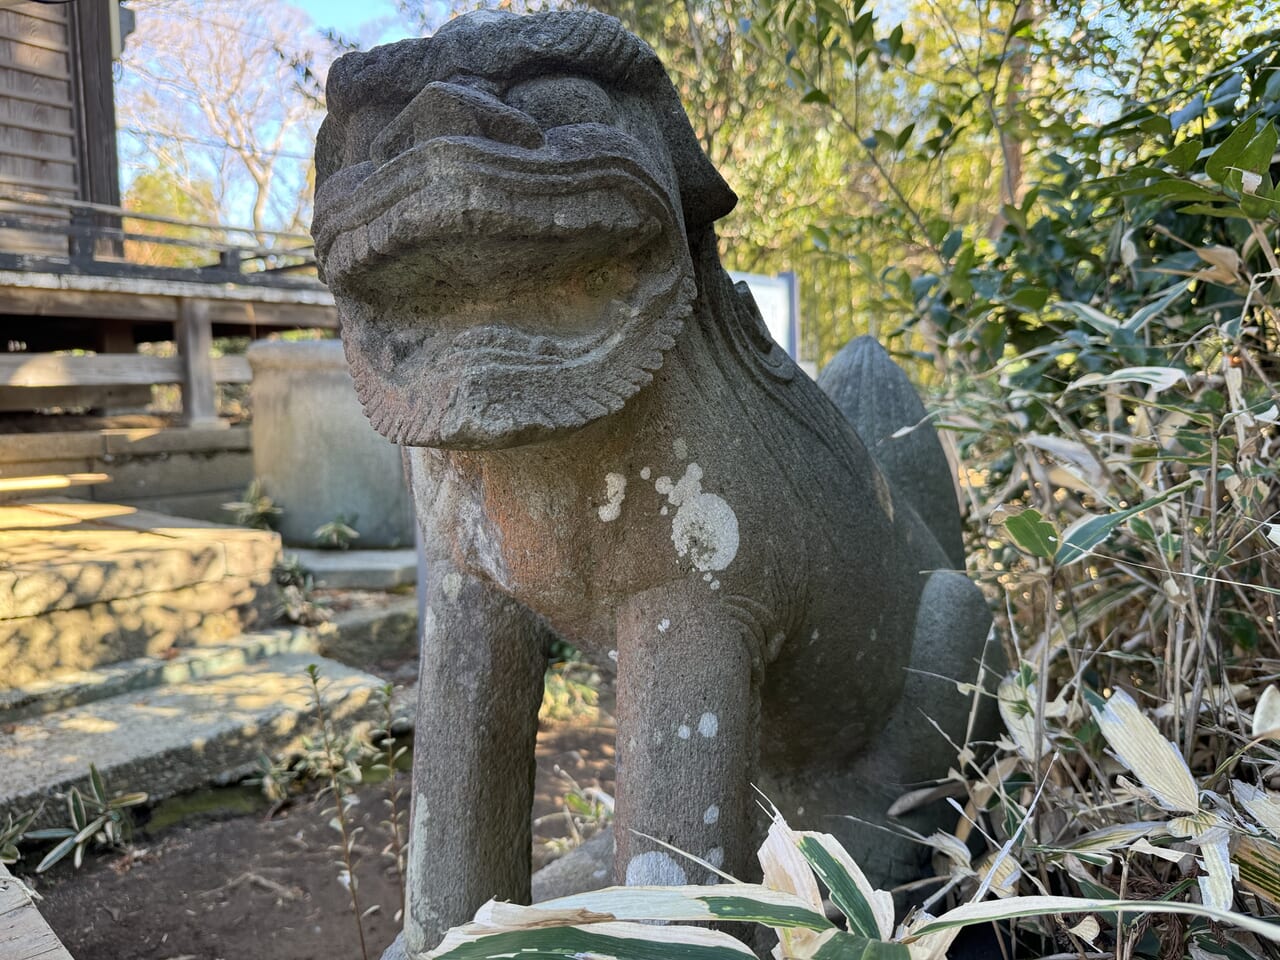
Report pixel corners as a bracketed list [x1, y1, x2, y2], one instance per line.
[313, 10, 737, 450]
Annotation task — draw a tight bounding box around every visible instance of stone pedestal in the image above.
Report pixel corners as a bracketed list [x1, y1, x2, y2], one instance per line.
[247, 339, 413, 548]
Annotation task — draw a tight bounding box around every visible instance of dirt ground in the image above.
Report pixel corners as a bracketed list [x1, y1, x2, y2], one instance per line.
[21, 706, 615, 960]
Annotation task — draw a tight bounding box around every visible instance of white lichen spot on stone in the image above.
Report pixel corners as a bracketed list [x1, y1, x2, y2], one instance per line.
[703, 804, 720, 825]
[673, 437, 689, 460]
[677, 724, 691, 740]
[640, 466, 651, 480]
[705, 847, 725, 868]
[655, 463, 739, 572]
[608, 649, 618, 662]
[598, 472, 627, 522]
[660, 506, 669, 516]
[698, 712, 719, 738]
[626, 851, 687, 887]
[710, 580, 720, 591]
[658, 618, 670, 633]
[441, 572, 463, 602]
[702, 571, 713, 582]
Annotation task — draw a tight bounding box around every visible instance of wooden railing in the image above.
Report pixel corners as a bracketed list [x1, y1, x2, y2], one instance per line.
[0, 346, 252, 422]
[0, 352, 251, 387]
[0, 190, 323, 291]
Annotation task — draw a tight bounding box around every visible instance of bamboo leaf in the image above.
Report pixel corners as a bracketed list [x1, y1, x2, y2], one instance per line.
[1067, 366, 1189, 393]
[1056, 300, 1118, 334]
[1068, 916, 1101, 945]
[808, 929, 910, 959]
[1235, 836, 1280, 908]
[759, 816, 828, 957]
[1003, 509, 1059, 559]
[907, 895, 1280, 943]
[1091, 688, 1199, 812]
[1196, 827, 1235, 911]
[1067, 821, 1165, 855]
[1233, 780, 1280, 837]
[544, 885, 832, 931]
[427, 920, 758, 960]
[795, 832, 894, 940]
[1055, 478, 1200, 565]
[1206, 116, 1260, 184]
[1253, 685, 1280, 740]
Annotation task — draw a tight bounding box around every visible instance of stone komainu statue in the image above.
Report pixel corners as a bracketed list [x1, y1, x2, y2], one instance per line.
[312, 10, 995, 956]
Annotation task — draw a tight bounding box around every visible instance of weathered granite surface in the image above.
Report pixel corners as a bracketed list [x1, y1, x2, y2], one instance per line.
[312, 11, 995, 955]
[247, 339, 414, 548]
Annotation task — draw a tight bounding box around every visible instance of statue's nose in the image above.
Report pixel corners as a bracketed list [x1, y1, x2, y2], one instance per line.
[371, 80, 545, 164]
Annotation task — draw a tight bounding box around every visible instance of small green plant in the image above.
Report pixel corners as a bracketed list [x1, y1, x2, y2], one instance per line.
[540, 661, 601, 723]
[536, 768, 613, 863]
[273, 555, 330, 626]
[370, 683, 408, 920]
[35, 765, 147, 872]
[314, 514, 359, 550]
[0, 808, 37, 865]
[245, 751, 301, 810]
[223, 478, 282, 530]
[304, 663, 371, 960]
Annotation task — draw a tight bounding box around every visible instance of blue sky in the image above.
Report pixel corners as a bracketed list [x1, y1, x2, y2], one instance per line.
[287, 0, 455, 45]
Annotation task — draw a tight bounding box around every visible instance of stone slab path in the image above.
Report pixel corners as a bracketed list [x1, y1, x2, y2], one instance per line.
[0, 497, 391, 829]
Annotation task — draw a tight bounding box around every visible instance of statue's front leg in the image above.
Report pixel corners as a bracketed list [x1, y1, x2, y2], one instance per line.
[402, 551, 548, 954]
[614, 581, 762, 888]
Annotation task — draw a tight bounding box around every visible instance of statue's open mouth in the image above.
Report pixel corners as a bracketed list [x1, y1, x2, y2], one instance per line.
[315, 136, 674, 355]
[313, 134, 695, 448]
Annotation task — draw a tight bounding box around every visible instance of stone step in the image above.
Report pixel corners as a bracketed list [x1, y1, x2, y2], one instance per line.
[0, 499, 279, 620]
[0, 652, 386, 828]
[0, 626, 318, 723]
[0, 498, 281, 687]
[0, 574, 278, 689]
[290, 547, 417, 590]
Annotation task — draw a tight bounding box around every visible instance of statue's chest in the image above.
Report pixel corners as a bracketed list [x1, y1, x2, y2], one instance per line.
[439, 459, 679, 643]
[435, 443, 763, 646]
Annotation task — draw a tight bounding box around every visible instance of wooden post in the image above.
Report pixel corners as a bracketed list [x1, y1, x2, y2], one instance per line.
[176, 298, 221, 428]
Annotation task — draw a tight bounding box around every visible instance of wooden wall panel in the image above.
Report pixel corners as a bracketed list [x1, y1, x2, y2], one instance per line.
[0, 4, 74, 255]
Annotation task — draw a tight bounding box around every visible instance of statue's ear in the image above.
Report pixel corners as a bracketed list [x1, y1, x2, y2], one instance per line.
[658, 100, 737, 230]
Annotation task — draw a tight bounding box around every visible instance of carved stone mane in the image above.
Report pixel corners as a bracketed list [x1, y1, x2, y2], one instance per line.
[313, 12, 995, 957]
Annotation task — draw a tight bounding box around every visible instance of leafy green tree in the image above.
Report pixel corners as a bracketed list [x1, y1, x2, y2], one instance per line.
[121, 169, 222, 268]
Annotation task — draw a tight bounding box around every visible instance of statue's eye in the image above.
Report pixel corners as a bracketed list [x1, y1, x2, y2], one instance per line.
[505, 75, 613, 129]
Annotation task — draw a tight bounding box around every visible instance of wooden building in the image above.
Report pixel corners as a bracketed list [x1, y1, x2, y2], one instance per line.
[0, 1, 337, 520]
